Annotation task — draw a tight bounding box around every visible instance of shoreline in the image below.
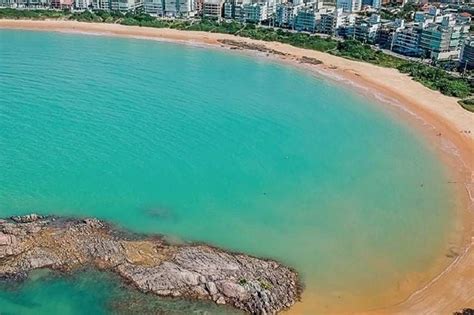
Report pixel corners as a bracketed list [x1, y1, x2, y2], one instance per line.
[1, 19, 473, 314]
[0, 214, 300, 314]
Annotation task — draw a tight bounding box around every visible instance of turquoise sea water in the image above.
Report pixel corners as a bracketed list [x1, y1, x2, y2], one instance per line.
[0, 30, 456, 313]
[0, 269, 242, 315]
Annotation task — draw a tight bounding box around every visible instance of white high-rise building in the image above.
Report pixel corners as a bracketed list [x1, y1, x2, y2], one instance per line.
[241, 3, 268, 22]
[110, 0, 142, 12]
[91, 0, 109, 10]
[177, 0, 195, 15]
[144, 0, 164, 16]
[162, 0, 195, 17]
[75, 0, 91, 9]
[203, 0, 224, 18]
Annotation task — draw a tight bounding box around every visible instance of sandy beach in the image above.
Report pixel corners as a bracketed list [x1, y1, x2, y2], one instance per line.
[1, 19, 473, 314]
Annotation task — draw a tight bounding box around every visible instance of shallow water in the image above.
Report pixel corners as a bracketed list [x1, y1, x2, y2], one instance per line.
[0, 269, 242, 314]
[0, 30, 457, 313]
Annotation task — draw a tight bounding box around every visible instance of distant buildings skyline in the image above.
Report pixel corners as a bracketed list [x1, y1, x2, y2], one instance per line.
[0, 0, 472, 65]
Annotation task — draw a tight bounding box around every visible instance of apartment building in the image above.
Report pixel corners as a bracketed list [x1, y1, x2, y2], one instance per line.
[293, 6, 316, 32]
[391, 26, 422, 56]
[318, 7, 343, 35]
[419, 16, 470, 60]
[158, 0, 195, 17]
[110, 0, 142, 12]
[275, 2, 298, 27]
[241, 3, 268, 23]
[223, 0, 233, 18]
[353, 14, 380, 43]
[91, 0, 109, 10]
[144, 0, 164, 16]
[203, 0, 224, 18]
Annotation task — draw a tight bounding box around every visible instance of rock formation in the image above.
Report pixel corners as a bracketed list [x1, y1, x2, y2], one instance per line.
[0, 215, 301, 314]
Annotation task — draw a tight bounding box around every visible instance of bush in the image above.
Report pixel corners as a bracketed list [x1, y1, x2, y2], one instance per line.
[397, 63, 472, 98]
[459, 98, 474, 112]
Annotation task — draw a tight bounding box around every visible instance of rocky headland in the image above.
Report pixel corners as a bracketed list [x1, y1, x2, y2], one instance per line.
[0, 214, 301, 314]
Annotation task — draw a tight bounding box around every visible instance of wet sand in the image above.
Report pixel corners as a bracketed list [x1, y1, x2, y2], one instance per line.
[0, 19, 473, 314]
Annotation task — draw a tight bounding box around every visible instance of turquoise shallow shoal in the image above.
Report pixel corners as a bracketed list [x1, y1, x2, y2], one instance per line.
[0, 30, 456, 313]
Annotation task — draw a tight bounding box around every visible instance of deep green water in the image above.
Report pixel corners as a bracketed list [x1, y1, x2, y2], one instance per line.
[0, 30, 456, 313]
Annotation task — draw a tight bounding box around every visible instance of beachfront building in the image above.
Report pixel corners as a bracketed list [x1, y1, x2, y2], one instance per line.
[74, 0, 91, 9]
[376, 26, 395, 49]
[144, 0, 164, 16]
[203, 0, 224, 18]
[318, 7, 344, 35]
[110, 0, 142, 12]
[264, 0, 275, 16]
[50, 0, 72, 7]
[376, 18, 404, 49]
[161, 0, 196, 17]
[353, 14, 380, 43]
[460, 37, 474, 70]
[293, 6, 316, 32]
[91, 0, 110, 10]
[275, 3, 299, 27]
[385, 12, 470, 60]
[419, 16, 470, 60]
[336, 0, 360, 13]
[177, 0, 197, 16]
[174, 0, 194, 16]
[3, 0, 23, 6]
[16, 0, 51, 7]
[195, 0, 203, 12]
[0, 0, 15, 7]
[234, 3, 243, 20]
[335, 12, 356, 38]
[391, 26, 422, 56]
[289, 1, 327, 33]
[223, 0, 248, 20]
[223, 0, 234, 18]
[241, 3, 268, 23]
[163, 0, 178, 15]
[11, 0, 52, 7]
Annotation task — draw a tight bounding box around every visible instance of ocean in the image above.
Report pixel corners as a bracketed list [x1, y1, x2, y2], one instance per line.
[0, 29, 457, 313]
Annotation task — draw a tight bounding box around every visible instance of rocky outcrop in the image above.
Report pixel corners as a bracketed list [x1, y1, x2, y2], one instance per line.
[218, 39, 288, 56]
[299, 56, 323, 65]
[0, 214, 301, 314]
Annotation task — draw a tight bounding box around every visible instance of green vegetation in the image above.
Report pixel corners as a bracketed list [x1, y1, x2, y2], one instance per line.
[397, 63, 472, 98]
[0, 8, 67, 19]
[1, 8, 472, 106]
[335, 40, 473, 99]
[334, 39, 406, 68]
[459, 98, 474, 112]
